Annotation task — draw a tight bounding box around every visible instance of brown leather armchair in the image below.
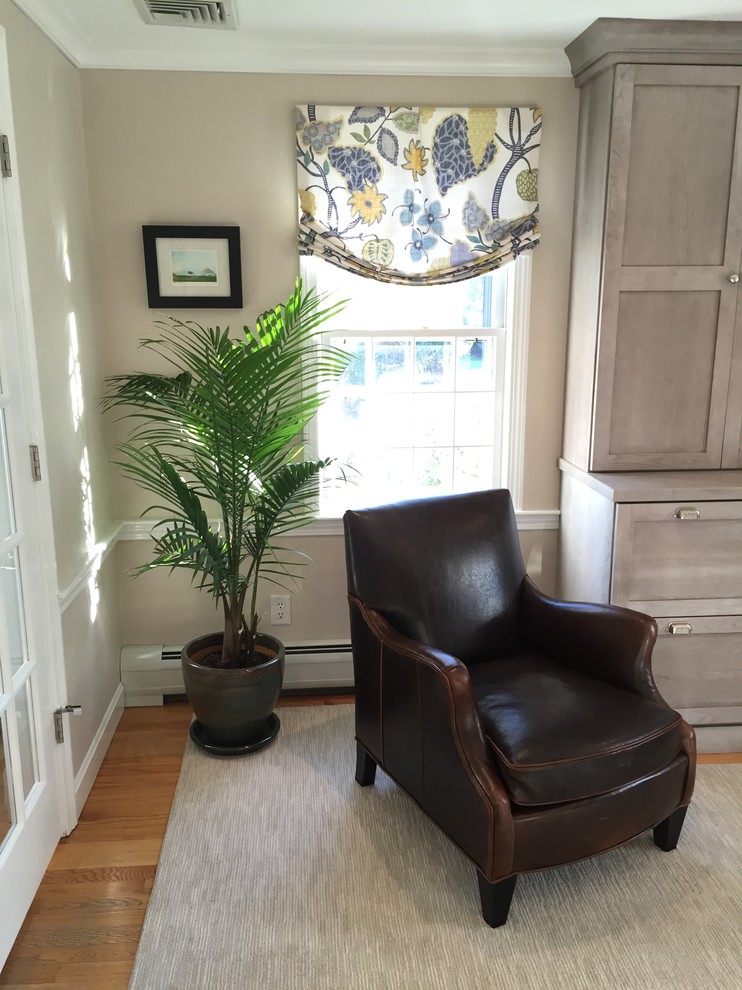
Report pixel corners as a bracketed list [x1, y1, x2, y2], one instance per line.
[344, 489, 696, 927]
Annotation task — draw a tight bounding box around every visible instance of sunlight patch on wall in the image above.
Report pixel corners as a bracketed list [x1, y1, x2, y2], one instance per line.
[80, 446, 104, 623]
[68, 312, 84, 432]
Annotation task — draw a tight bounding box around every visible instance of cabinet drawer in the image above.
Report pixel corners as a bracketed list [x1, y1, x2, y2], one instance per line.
[612, 501, 742, 614]
[652, 616, 742, 727]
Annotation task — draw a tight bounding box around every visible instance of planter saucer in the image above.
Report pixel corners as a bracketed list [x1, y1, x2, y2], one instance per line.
[189, 713, 281, 756]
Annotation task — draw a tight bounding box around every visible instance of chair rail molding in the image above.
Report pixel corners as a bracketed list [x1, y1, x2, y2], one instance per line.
[118, 510, 559, 542]
[57, 521, 123, 613]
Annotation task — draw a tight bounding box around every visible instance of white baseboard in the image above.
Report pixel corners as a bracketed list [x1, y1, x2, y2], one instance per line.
[694, 724, 742, 755]
[121, 642, 354, 706]
[73, 683, 125, 818]
[284, 647, 353, 690]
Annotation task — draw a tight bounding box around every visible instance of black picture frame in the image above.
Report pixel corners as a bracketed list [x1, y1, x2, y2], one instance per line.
[142, 225, 243, 309]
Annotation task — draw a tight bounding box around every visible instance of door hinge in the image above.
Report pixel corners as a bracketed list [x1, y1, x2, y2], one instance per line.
[29, 444, 42, 482]
[0, 135, 11, 177]
[53, 705, 81, 743]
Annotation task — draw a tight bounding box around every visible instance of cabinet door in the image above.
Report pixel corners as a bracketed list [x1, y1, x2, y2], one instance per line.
[591, 65, 742, 471]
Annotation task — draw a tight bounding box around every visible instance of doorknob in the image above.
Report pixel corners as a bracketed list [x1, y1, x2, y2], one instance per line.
[729, 273, 740, 284]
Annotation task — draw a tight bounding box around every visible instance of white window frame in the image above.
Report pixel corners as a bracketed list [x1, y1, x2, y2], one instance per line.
[300, 254, 532, 533]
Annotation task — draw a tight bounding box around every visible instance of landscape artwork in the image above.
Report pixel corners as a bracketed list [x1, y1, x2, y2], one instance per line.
[169, 249, 218, 284]
[143, 225, 242, 307]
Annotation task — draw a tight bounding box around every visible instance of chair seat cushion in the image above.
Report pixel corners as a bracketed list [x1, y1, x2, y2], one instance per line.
[469, 655, 683, 806]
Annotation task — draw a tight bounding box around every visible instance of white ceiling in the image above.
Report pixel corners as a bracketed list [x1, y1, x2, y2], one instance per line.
[12, 0, 742, 76]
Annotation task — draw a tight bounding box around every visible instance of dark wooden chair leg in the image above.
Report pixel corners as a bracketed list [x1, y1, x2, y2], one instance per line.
[653, 805, 688, 851]
[477, 873, 518, 928]
[355, 743, 377, 786]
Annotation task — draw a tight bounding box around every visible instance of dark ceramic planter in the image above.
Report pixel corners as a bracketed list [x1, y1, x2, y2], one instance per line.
[182, 631, 285, 754]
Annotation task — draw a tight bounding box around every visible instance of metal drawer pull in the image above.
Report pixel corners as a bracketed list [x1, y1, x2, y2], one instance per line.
[674, 506, 701, 520]
[667, 622, 693, 635]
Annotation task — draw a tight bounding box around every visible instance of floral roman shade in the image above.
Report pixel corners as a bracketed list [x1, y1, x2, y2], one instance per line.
[296, 104, 541, 286]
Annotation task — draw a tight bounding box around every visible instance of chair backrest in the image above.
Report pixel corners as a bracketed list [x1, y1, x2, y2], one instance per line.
[344, 489, 526, 665]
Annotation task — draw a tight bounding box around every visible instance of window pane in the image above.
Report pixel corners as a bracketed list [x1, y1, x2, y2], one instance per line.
[414, 393, 454, 446]
[0, 713, 15, 852]
[456, 337, 495, 391]
[454, 446, 495, 492]
[365, 393, 414, 448]
[454, 393, 497, 446]
[414, 447, 453, 496]
[337, 339, 367, 387]
[305, 256, 507, 331]
[334, 448, 413, 512]
[319, 392, 415, 459]
[415, 339, 454, 389]
[373, 339, 412, 390]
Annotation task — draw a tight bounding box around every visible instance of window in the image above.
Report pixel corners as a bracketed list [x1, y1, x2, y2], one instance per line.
[303, 256, 529, 517]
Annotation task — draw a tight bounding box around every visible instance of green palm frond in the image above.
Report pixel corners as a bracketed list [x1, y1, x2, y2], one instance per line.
[102, 277, 350, 667]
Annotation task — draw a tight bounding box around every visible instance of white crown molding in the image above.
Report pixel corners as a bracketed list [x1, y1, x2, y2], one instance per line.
[11, 1, 572, 78]
[77, 44, 572, 77]
[12, 0, 94, 67]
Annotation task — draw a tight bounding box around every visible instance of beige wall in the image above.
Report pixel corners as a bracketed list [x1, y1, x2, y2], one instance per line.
[116, 535, 348, 646]
[116, 529, 558, 647]
[82, 70, 577, 645]
[0, 3, 122, 779]
[2, 3, 115, 584]
[60, 553, 123, 774]
[0, 7, 577, 777]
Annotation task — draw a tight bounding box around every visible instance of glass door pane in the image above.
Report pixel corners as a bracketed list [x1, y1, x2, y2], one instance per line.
[0, 412, 13, 542]
[0, 547, 27, 675]
[14, 678, 39, 801]
[0, 712, 15, 851]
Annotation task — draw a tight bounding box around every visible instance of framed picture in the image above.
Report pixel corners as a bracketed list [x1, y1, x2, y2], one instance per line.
[142, 225, 243, 308]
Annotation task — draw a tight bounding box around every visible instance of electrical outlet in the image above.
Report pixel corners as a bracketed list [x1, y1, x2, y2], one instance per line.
[270, 594, 291, 625]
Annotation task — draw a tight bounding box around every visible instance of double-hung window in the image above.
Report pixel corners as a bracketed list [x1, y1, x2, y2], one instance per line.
[304, 255, 529, 517]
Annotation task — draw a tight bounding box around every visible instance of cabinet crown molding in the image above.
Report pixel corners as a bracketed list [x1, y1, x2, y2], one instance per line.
[566, 18, 742, 85]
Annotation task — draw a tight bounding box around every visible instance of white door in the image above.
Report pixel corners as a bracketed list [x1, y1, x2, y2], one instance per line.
[0, 34, 71, 966]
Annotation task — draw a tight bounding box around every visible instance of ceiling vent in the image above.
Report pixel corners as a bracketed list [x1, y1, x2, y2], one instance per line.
[133, 0, 238, 29]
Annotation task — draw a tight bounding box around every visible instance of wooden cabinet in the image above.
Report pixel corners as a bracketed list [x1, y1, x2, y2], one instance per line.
[559, 20, 742, 751]
[558, 464, 742, 752]
[562, 25, 742, 472]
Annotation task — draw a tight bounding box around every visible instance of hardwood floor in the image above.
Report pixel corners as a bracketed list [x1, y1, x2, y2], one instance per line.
[0, 694, 352, 989]
[0, 695, 738, 988]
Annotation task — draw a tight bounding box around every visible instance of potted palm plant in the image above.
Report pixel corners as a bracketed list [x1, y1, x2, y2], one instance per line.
[102, 278, 350, 754]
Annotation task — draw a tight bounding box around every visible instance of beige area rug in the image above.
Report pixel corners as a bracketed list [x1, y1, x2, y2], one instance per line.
[129, 706, 742, 990]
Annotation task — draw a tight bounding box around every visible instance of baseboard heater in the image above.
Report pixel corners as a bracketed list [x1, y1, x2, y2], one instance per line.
[121, 641, 354, 707]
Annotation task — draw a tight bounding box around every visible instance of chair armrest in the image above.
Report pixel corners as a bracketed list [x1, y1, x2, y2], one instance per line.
[349, 595, 514, 879]
[519, 577, 668, 704]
